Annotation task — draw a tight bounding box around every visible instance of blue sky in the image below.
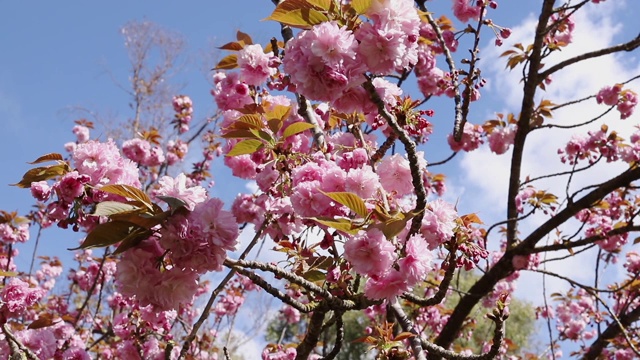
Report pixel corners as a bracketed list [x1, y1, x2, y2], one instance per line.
[2, 0, 640, 356]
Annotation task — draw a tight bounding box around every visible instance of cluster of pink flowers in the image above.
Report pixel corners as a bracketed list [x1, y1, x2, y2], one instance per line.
[237, 44, 278, 86]
[447, 122, 484, 152]
[160, 197, 239, 275]
[122, 138, 166, 167]
[345, 229, 434, 300]
[452, 0, 483, 23]
[283, 21, 365, 103]
[172, 94, 194, 133]
[546, 12, 575, 47]
[558, 126, 626, 165]
[355, 0, 420, 75]
[575, 191, 630, 252]
[596, 84, 638, 119]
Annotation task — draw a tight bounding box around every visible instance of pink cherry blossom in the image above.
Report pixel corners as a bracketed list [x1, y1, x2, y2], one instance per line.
[152, 173, 207, 211]
[344, 228, 397, 277]
[283, 21, 365, 102]
[238, 44, 276, 86]
[377, 153, 414, 197]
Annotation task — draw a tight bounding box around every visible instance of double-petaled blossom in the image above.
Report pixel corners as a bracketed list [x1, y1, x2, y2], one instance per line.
[72, 139, 141, 188]
[160, 198, 239, 274]
[283, 21, 365, 103]
[237, 44, 277, 86]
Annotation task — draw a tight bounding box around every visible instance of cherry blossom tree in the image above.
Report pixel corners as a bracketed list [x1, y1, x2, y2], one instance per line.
[4, 0, 640, 359]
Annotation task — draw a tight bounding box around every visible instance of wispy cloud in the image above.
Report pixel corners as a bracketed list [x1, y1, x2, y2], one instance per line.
[452, 1, 640, 303]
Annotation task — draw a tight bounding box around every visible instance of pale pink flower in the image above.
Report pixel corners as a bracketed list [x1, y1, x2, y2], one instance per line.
[14, 328, 56, 359]
[452, 0, 482, 23]
[238, 44, 276, 86]
[617, 90, 638, 119]
[72, 125, 90, 143]
[447, 122, 484, 152]
[122, 138, 151, 164]
[153, 173, 207, 211]
[283, 21, 365, 102]
[115, 238, 199, 310]
[345, 166, 381, 200]
[377, 153, 413, 197]
[596, 85, 621, 106]
[72, 139, 141, 187]
[420, 199, 458, 249]
[344, 229, 397, 276]
[398, 234, 433, 285]
[1, 278, 46, 315]
[487, 126, 516, 154]
[364, 269, 409, 300]
[211, 71, 254, 111]
[280, 305, 301, 324]
[55, 171, 87, 203]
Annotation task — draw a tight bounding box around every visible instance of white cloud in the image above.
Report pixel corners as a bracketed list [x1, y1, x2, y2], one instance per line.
[453, 1, 640, 306]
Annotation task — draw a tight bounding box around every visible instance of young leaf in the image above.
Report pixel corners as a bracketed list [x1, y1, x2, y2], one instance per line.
[282, 122, 315, 140]
[214, 54, 238, 70]
[265, 8, 329, 29]
[236, 30, 253, 45]
[226, 139, 264, 157]
[156, 195, 189, 214]
[322, 191, 368, 218]
[218, 41, 245, 51]
[13, 164, 69, 188]
[92, 201, 141, 217]
[237, 114, 265, 129]
[112, 227, 154, 255]
[72, 221, 145, 250]
[28, 153, 64, 164]
[311, 217, 360, 235]
[99, 184, 153, 210]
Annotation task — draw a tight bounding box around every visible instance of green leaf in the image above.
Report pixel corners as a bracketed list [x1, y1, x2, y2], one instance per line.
[226, 139, 264, 157]
[12, 164, 69, 188]
[321, 191, 368, 218]
[72, 221, 148, 250]
[302, 269, 326, 282]
[311, 217, 360, 235]
[93, 201, 141, 217]
[372, 219, 408, 240]
[351, 0, 372, 14]
[99, 184, 153, 211]
[250, 128, 275, 144]
[282, 122, 315, 140]
[28, 153, 64, 164]
[214, 54, 238, 70]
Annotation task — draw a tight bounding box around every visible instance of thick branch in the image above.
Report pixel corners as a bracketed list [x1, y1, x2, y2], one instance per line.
[540, 35, 640, 80]
[436, 164, 640, 350]
[583, 302, 640, 359]
[295, 309, 326, 360]
[505, 0, 556, 249]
